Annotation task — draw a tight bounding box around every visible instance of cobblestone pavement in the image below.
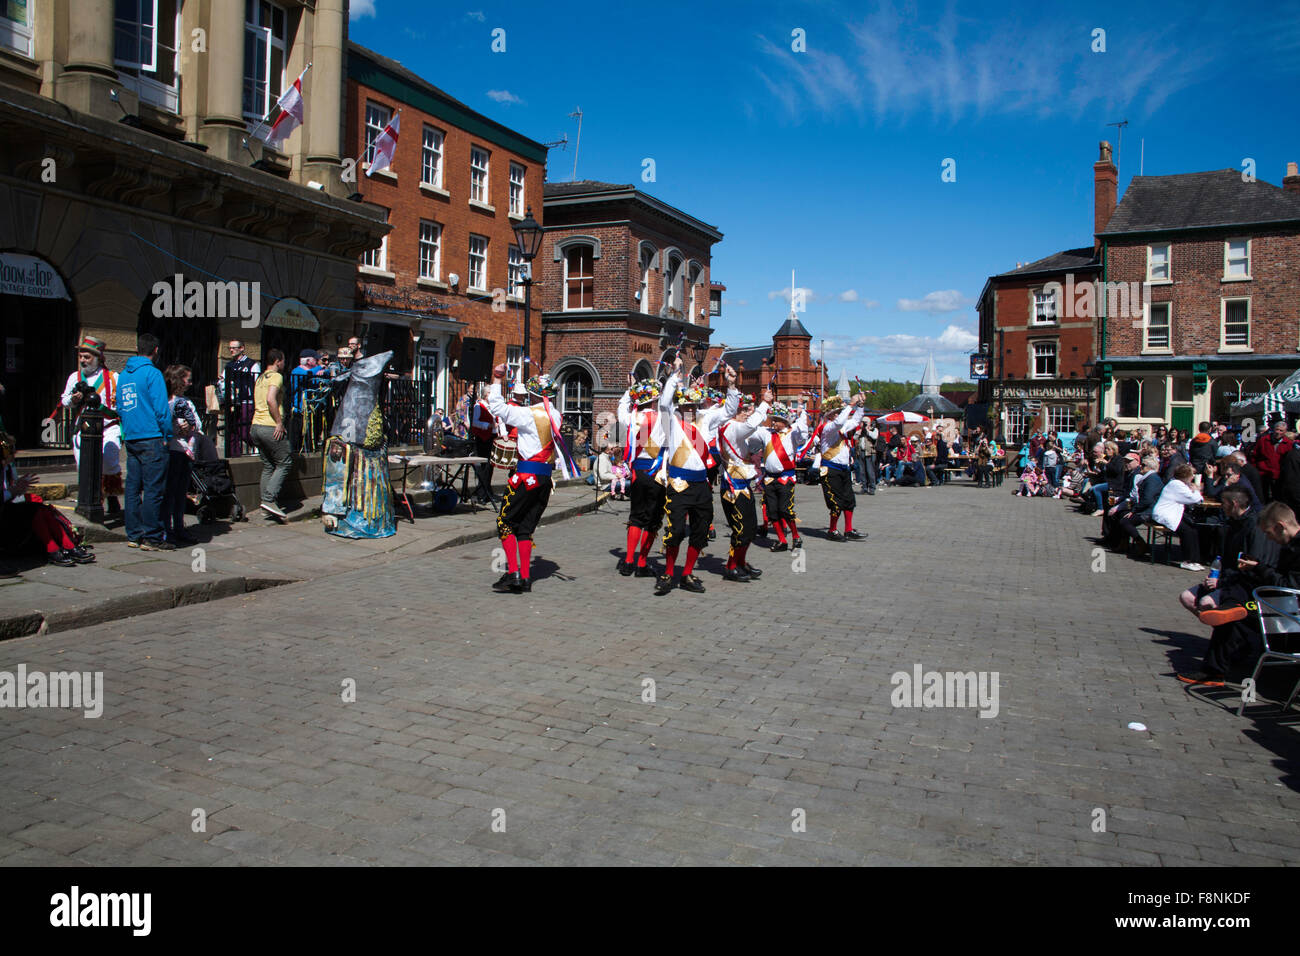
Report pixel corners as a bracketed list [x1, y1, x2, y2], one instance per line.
[2, 481, 1298, 866]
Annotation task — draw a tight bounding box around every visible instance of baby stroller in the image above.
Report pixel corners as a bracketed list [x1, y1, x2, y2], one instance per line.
[189, 458, 246, 525]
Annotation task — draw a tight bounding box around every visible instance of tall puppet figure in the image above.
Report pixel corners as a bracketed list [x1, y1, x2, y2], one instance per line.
[321, 350, 395, 538]
[61, 335, 123, 515]
[488, 364, 577, 593]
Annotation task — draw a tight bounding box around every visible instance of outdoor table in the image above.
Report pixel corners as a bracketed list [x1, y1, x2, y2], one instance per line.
[388, 454, 491, 521]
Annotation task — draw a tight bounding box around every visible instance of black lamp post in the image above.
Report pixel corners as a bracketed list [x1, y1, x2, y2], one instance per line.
[511, 207, 545, 377]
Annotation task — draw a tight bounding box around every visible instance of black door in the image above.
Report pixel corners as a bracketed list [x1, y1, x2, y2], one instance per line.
[0, 291, 78, 449]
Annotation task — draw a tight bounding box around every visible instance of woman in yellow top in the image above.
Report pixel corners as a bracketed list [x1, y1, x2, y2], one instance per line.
[248, 349, 292, 519]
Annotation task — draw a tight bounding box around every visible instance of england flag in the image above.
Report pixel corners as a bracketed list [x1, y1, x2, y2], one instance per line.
[367, 112, 400, 176]
[259, 66, 310, 150]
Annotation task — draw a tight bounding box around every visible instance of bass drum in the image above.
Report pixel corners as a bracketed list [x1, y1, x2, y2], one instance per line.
[490, 437, 518, 471]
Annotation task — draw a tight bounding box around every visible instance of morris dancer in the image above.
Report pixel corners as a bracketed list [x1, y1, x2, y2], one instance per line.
[616, 373, 667, 577]
[654, 355, 716, 596]
[60, 335, 123, 515]
[752, 397, 809, 552]
[487, 364, 576, 593]
[700, 387, 728, 541]
[714, 367, 770, 582]
[807, 392, 867, 541]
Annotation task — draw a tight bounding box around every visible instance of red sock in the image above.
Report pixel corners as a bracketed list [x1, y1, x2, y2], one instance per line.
[503, 534, 518, 573]
[683, 546, 700, 576]
[844, 512, 853, 533]
[625, 526, 641, 563]
[773, 520, 787, 544]
[517, 539, 533, 579]
[736, 544, 749, 567]
[829, 514, 839, 532]
[638, 529, 653, 565]
[726, 547, 736, 570]
[664, 545, 679, 576]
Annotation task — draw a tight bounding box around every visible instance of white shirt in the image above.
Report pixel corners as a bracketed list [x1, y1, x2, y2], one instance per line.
[656, 372, 713, 474]
[715, 394, 769, 482]
[617, 388, 670, 463]
[1153, 478, 1202, 529]
[814, 406, 864, 466]
[487, 383, 552, 464]
[752, 411, 810, 475]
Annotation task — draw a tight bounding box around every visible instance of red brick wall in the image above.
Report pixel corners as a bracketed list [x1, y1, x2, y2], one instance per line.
[989, 276, 1098, 380]
[345, 78, 546, 371]
[1105, 230, 1300, 355]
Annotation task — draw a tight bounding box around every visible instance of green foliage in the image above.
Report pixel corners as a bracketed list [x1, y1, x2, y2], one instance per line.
[848, 378, 976, 409]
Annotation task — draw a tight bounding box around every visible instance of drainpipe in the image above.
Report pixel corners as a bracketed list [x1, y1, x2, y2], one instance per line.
[1099, 239, 1108, 421]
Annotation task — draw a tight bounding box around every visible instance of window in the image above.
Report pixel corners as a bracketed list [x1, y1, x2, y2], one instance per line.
[507, 246, 524, 298]
[364, 102, 392, 166]
[688, 264, 702, 323]
[1033, 288, 1057, 323]
[1032, 342, 1057, 379]
[1147, 243, 1171, 282]
[1225, 239, 1250, 279]
[559, 369, 593, 437]
[1117, 379, 1140, 418]
[471, 147, 490, 203]
[506, 346, 522, 384]
[418, 221, 441, 280]
[1005, 406, 1029, 443]
[709, 289, 722, 317]
[564, 245, 594, 310]
[243, 0, 288, 122]
[1222, 298, 1250, 349]
[421, 126, 444, 187]
[1145, 302, 1171, 350]
[1141, 378, 1167, 419]
[509, 163, 525, 216]
[2, 0, 34, 56]
[664, 253, 683, 313]
[361, 234, 387, 271]
[1047, 405, 1074, 435]
[467, 235, 488, 291]
[115, 0, 180, 113]
[639, 246, 655, 311]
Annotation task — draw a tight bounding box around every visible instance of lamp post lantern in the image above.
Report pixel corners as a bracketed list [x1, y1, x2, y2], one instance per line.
[512, 207, 545, 378]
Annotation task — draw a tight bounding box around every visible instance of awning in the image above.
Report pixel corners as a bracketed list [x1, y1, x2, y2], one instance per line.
[1229, 366, 1300, 419]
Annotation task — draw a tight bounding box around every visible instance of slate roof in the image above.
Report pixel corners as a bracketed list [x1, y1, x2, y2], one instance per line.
[717, 345, 771, 371]
[995, 247, 1099, 278]
[543, 181, 631, 197]
[774, 316, 812, 338]
[1100, 169, 1300, 235]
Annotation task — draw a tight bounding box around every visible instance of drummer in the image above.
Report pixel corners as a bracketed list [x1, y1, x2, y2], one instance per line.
[469, 384, 502, 504]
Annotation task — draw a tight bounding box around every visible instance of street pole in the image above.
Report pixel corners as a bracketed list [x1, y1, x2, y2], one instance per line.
[522, 272, 532, 377]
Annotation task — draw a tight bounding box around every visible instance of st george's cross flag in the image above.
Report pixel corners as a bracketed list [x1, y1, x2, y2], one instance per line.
[258, 66, 310, 149]
[367, 112, 400, 176]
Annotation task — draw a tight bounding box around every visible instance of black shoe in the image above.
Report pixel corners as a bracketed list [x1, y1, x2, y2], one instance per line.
[139, 539, 176, 551]
[69, 546, 96, 564]
[679, 573, 706, 593]
[792, 536, 803, 550]
[827, 530, 846, 542]
[654, 573, 677, 596]
[173, 532, 200, 545]
[845, 529, 865, 540]
[723, 567, 751, 583]
[105, 497, 122, 517]
[1176, 671, 1226, 687]
[493, 572, 521, 593]
[756, 525, 768, 537]
[770, 541, 789, 553]
[617, 559, 634, 576]
[743, 564, 763, 578]
[48, 549, 76, 567]
[516, 577, 532, 593]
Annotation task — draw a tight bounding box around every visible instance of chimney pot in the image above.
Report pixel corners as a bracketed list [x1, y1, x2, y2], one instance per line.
[1093, 141, 1118, 251]
[1285, 161, 1300, 195]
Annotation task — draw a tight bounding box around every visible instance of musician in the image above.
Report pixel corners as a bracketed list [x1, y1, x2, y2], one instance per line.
[714, 366, 770, 582]
[487, 364, 575, 593]
[469, 384, 498, 504]
[60, 335, 123, 516]
[653, 355, 718, 596]
[615, 373, 668, 577]
[751, 398, 809, 552]
[809, 393, 867, 541]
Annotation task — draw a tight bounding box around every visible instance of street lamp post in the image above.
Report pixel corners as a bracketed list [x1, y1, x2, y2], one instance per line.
[512, 207, 545, 379]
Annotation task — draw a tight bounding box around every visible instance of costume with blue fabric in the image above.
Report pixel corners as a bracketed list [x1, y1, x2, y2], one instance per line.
[321, 351, 395, 539]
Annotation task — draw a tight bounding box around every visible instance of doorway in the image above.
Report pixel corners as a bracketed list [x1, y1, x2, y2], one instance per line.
[1, 291, 78, 450]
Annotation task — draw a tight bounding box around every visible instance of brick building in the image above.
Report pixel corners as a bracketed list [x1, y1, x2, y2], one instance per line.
[703, 312, 830, 407]
[1097, 161, 1300, 429]
[538, 181, 722, 438]
[345, 43, 548, 414]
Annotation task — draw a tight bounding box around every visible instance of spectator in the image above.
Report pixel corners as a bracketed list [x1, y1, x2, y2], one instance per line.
[163, 365, 202, 545]
[0, 433, 94, 566]
[974, 438, 993, 488]
[116, 334, 173, 551]
[347, 335, 365, 359]
[1091, 441, 1124, 513]
[250, 349, 291, 520]
[1042, 434, 1062, 488]
[1157, 442, 1188, 483]
[1101, 453, 1143, 543]
[1274, 434, 1300, 516]
[933, 432, 950, 485]
[1152, 463, 1205, 571]
[1250, 418, 1293, 502]
[1187, 421, 1218, 473]
[1207, 460, 1262, 511]
[1179, 485, 1276, 616]
[1230, 451, 1263, 500]
[1117, 455, 1165, 558]
[219, 339, 259, 457]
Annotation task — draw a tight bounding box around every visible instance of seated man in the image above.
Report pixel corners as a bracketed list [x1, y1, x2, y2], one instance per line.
[1116, 455, 1163, 557]
[1178, 500, 1300, 686]
[1179, 486, 1278, 617]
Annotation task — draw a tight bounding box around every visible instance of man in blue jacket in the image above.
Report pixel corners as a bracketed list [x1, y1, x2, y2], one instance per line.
[115, 333, 173, 549]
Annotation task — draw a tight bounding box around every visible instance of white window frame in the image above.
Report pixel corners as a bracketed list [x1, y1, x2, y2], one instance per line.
[418, 220, 441, 281]
[364, 101, 392, 166]
[1147, 243, 1171, 283]
[508, 162, 525, 217]
[243, 0, 288, 123]
[1221, 297, 1251, 351]
[664, 254, 683, 312]
[1031, 341, 1057, 380]
[507, 246, 524, 298]
[1224, 238, 1251, 281]
[1144, 301, 1172, 352]
[114, 0, 181, 113]
[1005, 405, 1030, 443]
[360, 234, 388, 273]
[639, 247, 654, 312]
[506, 346, 522, 383]
[421, 125, 444, 188]
[2, 0, 35, 57]
[471, 147, 490, 204]
[564, 244, 595, 311]
[1032, 287, 1058, 324]
[468, 234, 488, 292]
[1046, 405, 1074, 435]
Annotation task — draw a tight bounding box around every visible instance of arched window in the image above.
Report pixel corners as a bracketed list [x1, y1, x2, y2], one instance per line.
[687, 262, 703, 323]
[559, 368, 593, 437]
[632, 359, 655, 381]
[564, 244, 594, 310]
[639, 244, 656, 312]
[663, 253, 684, 315]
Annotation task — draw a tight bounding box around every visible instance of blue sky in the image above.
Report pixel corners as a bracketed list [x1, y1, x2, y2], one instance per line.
[349, 0, 1300, 383]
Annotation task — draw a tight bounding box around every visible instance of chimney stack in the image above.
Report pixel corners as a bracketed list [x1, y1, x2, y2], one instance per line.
[1094, 141, 1118, 252]
[1284, 161, 1300, 195]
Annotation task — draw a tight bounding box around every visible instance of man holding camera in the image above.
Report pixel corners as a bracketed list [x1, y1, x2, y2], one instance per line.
[60, 335, 123, 516]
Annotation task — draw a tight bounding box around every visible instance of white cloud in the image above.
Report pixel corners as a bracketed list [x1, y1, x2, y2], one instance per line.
[897, 290, 972, 314]
[486, 90, 524, 105]
[863, 299, 880, 309]
[839, 290, 859, 302]
[818, 324, 978, 374]
[768, 286, 815, 303]
[466, 10, 486, 21]
[941, 375, 962, 385]
[350, 0, 376, 19]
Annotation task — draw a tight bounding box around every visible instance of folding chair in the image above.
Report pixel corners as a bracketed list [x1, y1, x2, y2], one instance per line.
[1240, 588, 1300, 716]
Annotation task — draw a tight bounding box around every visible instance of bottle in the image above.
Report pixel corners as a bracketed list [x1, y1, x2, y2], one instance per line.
[1207, 557, 1221, 587]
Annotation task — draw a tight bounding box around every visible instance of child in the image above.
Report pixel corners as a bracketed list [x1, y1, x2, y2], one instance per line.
[609, 447, 630, 499]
